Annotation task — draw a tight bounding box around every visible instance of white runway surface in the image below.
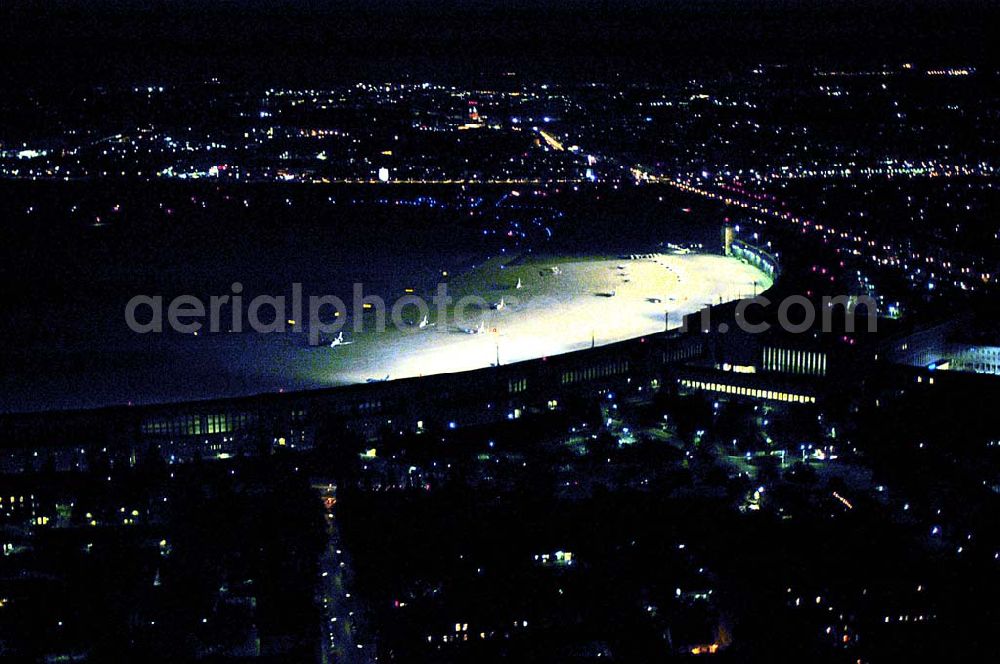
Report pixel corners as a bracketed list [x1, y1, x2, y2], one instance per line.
[291, 253, 772, 386]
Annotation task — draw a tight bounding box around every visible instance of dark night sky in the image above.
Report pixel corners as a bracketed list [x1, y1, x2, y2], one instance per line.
[2, 1, 997, 86]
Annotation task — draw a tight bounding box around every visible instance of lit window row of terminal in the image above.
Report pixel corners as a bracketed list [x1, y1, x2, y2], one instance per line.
[141, 412, 255, 437]
[678, 378, 817, 404]
[561, 360, 629, 385]
[761, 346, 827, 376]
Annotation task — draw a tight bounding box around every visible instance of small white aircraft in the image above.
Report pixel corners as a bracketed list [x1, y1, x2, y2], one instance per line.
[515, 278, 522, 289]
[329, 332, 354, 348]
[366, 374, 389, 383]
[462, 320, 487, 335]
[491, 297, 505, 311]
[417, 314, 435, 329]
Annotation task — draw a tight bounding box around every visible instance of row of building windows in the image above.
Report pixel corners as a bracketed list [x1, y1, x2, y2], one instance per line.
[206, 412, 254, 434]
[762, 347, 827, 377]
[508, 378, 528, 394]
[678, 379, 817, 404]
[560, 360, 630, 386]
[327, 399, 386, 417]
[954, 362, 1000, 374]
[950, 346, 1000, 375]
[663, 342, 703, 365]
[142, 412, 255, 437]
[141, 415, 203, 437]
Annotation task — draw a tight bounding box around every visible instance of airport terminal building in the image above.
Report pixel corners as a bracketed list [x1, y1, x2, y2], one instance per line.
[0, 238, 927, 474]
